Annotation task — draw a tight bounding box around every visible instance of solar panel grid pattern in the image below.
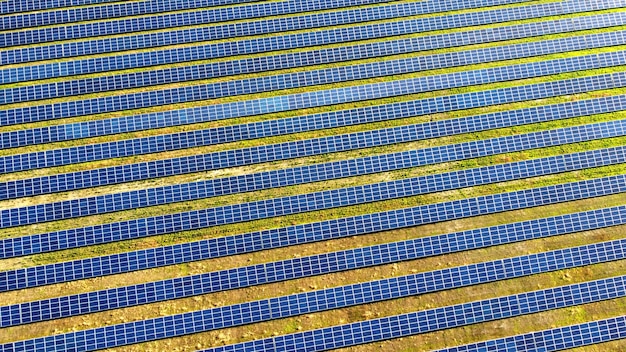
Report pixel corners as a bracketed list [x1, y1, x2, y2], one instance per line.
[2, 0, 626, 350]
[4, 10, 622, 84]
[3, 112, 623, 201]
[435, 316, 626, 352]
[0, 0, 258, 18]
[2, 201, 623, 293]
[0, 0, 397, 32]
[0, 0, 528, 46]
[2, 0, 616, 66]
[3, 45, 626, 169]
[1, 170, 624, 260]
[4, 27, 626, 107]
[4, 273, 625, 352]
[0, 0, 132, 15]
[4, 69, 624, 151]
[2, 232, 625, 332]
[3, 95, 621, 228]
[8, 198, 626, 328]
[199, 276, 626, 352]
[3, 47, 626, 129]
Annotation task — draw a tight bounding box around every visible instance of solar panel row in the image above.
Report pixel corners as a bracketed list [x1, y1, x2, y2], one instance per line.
[5, 11, 621, 84]
[4, 48, 625, 129]
[5, 28, 625, 107]
[3, 96, 620, 229]
[2, 109, 621, 204]
[1, 162, 624, 262]
[0, 0, 131, 15]
[3, 0, 618, 65]
[200, 275, 626, 352]
[436, 316, 626, 352]
[2, 202, 623, 296]
[3, 229, 625, 334]
[5, 261, 625, 352]
[0, 0, 258, 16]
[3, 69, 623, 152]
[6, 190, 624, 328]
[6, 40, 626, 167]
[0, 0, 524, 46]
[0, 0, 399, 32]
[0, 2, 624, 351]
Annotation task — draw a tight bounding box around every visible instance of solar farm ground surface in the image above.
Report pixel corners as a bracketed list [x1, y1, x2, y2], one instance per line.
[0, 0, 626, 350]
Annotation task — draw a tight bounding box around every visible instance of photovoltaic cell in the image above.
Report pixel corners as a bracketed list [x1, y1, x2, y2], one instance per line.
[0, 0, 525, 46]
[2, 202, 623, 294]
[4, 11, 621, 84]
[0, 0, 396, 31]
[3, 70, 624, 151]
[435, 316, 626, 352]
[0, 0, 134, 15]
[6, 191, 623, 327]
[3, 93, 625, 186]
[0, 109, 623, 234]
[0, 168, 624, 261]
[4, 28, 626, 107]
[4, 36, 626, 167]
[200, 276, 626, 352]
[0, 99, 624, 229]
[2, 49, 625, 129]
[2, 0, 618, 65]
[1, 110, 622, 203]
[4, 268, 625, 351]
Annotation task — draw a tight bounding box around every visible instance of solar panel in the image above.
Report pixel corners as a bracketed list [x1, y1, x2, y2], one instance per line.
[2, 199, 623, 294]
[0, 0, 266, 16]
[1, 161, 624, 261]
[0, 0, 397, 32]
[4, 260, 625, 351]
[3, 97, 622, 229]
[0, 0, 525, 46]
[3, 70, 624, 151]
[4, 11, 620, 84]
[1, 113, 624, 233]
[3, 49, 625, 130]
[5, 29, 625, 107]
[0, 115, 621, 230]
[435, 316, 626, 352]
[6, 204, 624, 328]
[3, 0, 617, 65]
[199, 276, 626, 352]
[1, 108, 622, 203]
[445, 320, 626, 352]
[5, 45, 626, 170]
[0, 0, 135, 14]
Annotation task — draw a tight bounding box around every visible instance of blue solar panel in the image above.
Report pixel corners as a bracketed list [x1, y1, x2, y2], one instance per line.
[5, 199, 623, 328]
[1, 108, 621, 203]
[0, 161, 624, 261]
[3, 49, 625, 129]
[0, 99, 623, 228]
[4, 11, 620, 84]
[2, 0, 616, 65]
[4, 262, 625, 351]
[0, 0, 266, 16]
[4, 29, 625, 107]
[2, 199, 622, 294]
[436, 316, 626, 352]
[0, 0, 136, 14]
[3, 70, 623, 152]
[0, 0, 524, 46]
[3, 46, 625, 169]
[0, 0, 397, 32]
[200, 276, 626, 352]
